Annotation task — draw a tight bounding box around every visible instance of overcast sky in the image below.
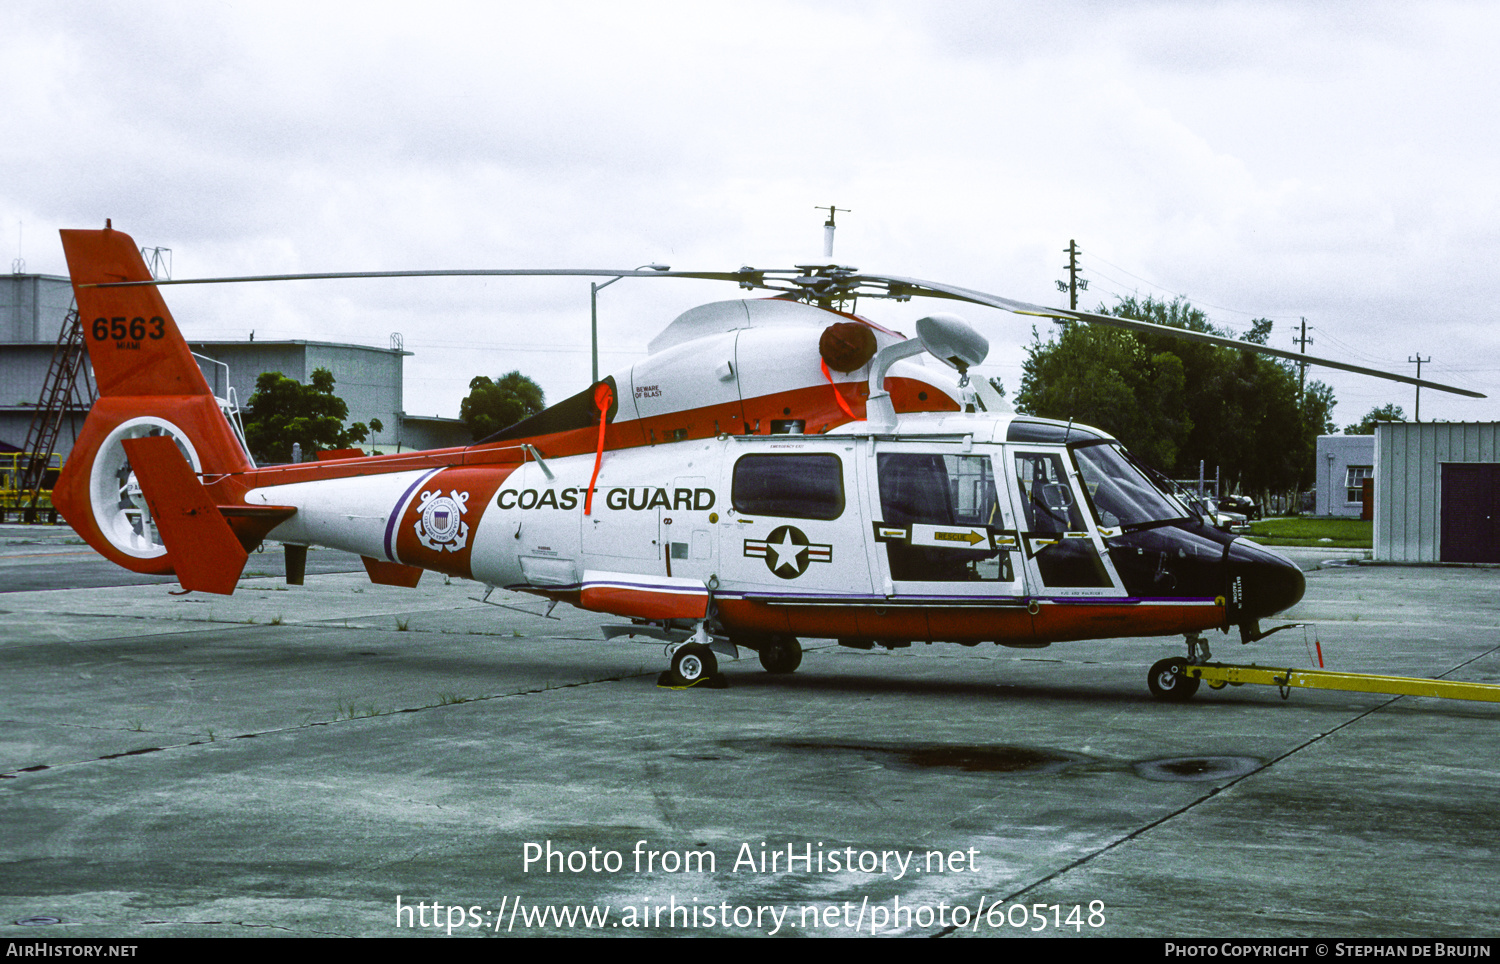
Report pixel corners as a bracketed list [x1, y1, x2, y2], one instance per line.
[4, 0, 1497, 429]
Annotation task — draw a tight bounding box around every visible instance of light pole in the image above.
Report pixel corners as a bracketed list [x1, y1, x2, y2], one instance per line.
[1326, 451, 1336, 517]
[592, 264, 669, 384]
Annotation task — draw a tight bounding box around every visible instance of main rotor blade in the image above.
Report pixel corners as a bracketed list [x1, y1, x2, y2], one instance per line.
[854, 273, 1487, 400]
[86, 263, 1485, 399]
[83, 268, 754, 288]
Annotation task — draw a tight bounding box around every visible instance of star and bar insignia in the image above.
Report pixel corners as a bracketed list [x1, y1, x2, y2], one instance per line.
[743, 525, 833, 579]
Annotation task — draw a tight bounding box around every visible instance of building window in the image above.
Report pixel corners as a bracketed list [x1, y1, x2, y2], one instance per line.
[1345, 465, 1372, 504]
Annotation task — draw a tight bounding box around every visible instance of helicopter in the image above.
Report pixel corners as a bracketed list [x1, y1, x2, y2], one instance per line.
[53, 223, 1485, 699]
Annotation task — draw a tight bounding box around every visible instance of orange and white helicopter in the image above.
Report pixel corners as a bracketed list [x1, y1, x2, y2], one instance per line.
[54, 223, 1483, 698]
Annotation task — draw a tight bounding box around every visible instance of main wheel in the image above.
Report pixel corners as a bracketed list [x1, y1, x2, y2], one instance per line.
[757, 635, 802, 674]
[1148, 657, 1200, 702]
[671, 644, 717, 684]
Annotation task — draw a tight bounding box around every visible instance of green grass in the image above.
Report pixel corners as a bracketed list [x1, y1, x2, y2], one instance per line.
[1245, 517, 1372, 548]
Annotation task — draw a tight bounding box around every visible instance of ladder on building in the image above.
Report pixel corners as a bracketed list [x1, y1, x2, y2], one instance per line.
[13, 305, 96, 522]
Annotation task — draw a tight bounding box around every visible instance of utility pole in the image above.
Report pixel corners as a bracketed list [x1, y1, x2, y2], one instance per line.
[1409, 353, 1430, 422]
[1055, 239, 1088, 310]
[1293, 317, 1313, 398]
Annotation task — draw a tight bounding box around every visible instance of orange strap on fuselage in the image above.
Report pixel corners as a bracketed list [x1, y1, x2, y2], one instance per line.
[584, 382, 613, 515]
[821, 359, 859, 421]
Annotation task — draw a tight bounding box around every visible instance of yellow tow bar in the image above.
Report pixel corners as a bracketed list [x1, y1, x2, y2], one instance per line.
[1184, 662, 1500, 703]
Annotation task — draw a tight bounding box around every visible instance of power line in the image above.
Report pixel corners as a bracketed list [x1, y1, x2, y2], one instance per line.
[1077, 251, 1269, 334]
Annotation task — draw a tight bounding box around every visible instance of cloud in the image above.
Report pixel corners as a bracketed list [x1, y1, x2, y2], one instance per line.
[3, 0, 1494, 420]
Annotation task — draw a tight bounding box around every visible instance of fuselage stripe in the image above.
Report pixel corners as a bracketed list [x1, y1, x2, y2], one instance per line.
[384, 468, 444, 563]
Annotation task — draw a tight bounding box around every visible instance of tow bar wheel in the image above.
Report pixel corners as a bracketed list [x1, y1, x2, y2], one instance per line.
[1148, 657, 1201, 702]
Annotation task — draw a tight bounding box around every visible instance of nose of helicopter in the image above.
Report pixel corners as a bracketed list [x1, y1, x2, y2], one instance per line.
[1226, 538, 1306, 620]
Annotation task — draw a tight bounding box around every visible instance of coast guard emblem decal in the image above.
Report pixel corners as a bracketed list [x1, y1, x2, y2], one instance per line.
[415, 489, 470, 552]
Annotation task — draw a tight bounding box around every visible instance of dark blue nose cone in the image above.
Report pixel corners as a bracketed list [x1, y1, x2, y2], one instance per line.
[1227, 539, 1305, 620]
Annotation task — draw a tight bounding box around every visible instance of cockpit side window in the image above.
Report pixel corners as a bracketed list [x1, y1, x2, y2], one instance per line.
[1013, 452, 1086, 535]
[1012, 449, 1114, 588]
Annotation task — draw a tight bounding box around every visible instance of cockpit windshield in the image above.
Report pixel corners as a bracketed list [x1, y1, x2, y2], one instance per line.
[1071, 442, 1191, 529]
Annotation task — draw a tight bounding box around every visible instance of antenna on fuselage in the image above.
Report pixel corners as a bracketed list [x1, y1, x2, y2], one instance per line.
[817, 205, 850, 258]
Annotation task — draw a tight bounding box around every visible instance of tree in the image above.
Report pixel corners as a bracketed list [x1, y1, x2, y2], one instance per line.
[243, 368, 383, 464]
[460, 370, 545, 441]
[1016, 295, 1335, 502]
[1343, 403, 1406, 435]
[1297, 381, 1339, 488]
[1016, 322, 1189, 469]
[1242, 318, 1274, 345]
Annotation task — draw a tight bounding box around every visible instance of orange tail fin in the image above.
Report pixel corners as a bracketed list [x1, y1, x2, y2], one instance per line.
[55, 224, 254, 577]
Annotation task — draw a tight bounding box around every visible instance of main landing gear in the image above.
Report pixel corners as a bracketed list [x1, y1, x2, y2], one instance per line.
[669, 643, 718, 685]
[608, 620, 803, 688]
[660, 634, 803, 686]
[755, 635, 802, 674]
[659, 620, 730, 689]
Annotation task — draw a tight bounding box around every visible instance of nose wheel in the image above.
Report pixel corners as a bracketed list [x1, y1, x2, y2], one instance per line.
[1148, 657, 1201, 702]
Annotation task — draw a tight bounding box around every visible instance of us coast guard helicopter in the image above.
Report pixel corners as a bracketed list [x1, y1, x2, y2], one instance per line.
[54, 223, 1484, 698]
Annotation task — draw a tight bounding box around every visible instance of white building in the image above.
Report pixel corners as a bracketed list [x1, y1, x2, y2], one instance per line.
[1314, 434, 1375, 518]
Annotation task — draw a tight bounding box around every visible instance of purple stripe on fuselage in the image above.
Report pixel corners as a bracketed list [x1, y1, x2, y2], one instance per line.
[384, 469, 443, 562]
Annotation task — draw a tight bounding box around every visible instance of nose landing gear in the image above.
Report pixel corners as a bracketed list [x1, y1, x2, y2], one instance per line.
[1148, 632, 1210, 702]
[1148, 657, 1200, 702]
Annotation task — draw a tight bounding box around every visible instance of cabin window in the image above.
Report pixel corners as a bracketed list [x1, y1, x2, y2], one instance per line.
[876, 452, 1011, 582]
[732, 454, 845, 520]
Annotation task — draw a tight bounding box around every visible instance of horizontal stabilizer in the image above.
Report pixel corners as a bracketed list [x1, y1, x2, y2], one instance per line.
[362, 556, 424, 588]
[219, 504, 297, 552]
[580, 571, 709, 621]
[120, 436, 248, 595]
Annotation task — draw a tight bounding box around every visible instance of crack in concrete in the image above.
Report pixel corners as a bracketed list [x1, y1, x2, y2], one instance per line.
[0, 667, 655, 781]
[932, 642, 1500, 937]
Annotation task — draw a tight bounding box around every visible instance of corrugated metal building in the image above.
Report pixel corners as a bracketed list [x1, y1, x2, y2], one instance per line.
[1373, 422, 1500, 562]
